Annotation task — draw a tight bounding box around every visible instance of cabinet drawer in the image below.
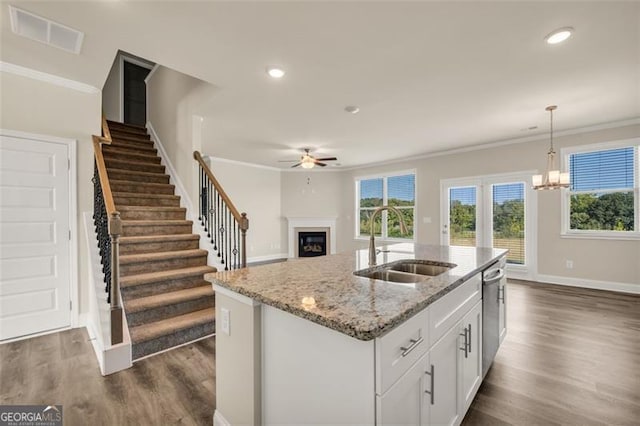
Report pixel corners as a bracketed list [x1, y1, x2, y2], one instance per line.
[375, 307, 429, 395]
[429, 273, 481, 347]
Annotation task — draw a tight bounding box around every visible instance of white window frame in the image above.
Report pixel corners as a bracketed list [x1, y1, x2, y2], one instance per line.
[354, 169, 417, 242]
[561, 138, 640, 240]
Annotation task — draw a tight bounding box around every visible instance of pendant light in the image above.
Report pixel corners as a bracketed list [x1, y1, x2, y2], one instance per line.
[532, 105, 570, 190]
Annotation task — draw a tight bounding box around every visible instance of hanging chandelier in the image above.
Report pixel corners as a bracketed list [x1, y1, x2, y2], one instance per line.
[532, 105, 570, 190]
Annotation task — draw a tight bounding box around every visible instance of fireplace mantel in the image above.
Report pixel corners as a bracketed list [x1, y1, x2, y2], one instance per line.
[286, 217, 337, 258]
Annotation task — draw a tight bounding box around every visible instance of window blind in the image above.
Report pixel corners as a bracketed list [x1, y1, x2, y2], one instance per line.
[388, 174, 415, 206]
[570, 147, 634, 191]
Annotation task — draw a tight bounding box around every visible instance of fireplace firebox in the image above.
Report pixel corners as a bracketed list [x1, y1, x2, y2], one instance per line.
[298, 232, 327, 257]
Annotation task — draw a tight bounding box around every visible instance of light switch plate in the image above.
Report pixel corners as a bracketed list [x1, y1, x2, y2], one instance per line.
[221, 308, 230, 335]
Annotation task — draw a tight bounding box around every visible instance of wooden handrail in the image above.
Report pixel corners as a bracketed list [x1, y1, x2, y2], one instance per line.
[193, 150, 248, 229]
[93, 114, 123, 345]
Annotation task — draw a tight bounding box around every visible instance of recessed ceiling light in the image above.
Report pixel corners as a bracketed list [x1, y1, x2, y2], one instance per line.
[266, 67, 285, 78]
[545, 27, 573, 45]
[344, 105, 360, 114]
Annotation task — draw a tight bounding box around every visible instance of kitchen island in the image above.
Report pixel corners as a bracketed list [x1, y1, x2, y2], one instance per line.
[206, 243, 507, 426]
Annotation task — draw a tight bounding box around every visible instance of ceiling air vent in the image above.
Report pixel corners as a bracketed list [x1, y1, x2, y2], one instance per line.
[9, 6, 84, 54]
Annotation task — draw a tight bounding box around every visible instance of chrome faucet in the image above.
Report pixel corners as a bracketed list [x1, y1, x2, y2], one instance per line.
[368, 205, 408, 266]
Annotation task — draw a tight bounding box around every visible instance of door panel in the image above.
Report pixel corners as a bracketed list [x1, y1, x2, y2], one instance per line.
[444, 186, 477, 246]
[491, 183, 525, 265]
[123, 61, 151, 126]
[0, 135, 71, 340]
[429, 324, 461, 426]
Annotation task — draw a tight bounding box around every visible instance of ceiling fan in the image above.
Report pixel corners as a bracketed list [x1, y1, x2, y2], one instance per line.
[279, 149, 337, 169]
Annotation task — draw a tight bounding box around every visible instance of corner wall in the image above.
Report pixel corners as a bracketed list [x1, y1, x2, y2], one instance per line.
[0, 70, 102, 318]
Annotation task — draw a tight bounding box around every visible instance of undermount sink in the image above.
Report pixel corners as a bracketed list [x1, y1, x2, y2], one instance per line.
[356, 269, 426, 283]
[389, 262, 453, 277]
[354, 260, 456, 283]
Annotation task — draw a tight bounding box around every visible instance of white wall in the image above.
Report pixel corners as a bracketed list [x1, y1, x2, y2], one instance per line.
[0, 70, 102, 317]
[208, 158, 285, 260]
[280, 171, 350, 253]
[102, 54, 120, 121]
[337, 124, 640, 287]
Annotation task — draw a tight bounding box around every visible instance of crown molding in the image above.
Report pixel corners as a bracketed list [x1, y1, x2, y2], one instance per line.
[338, 117, 640, 172]
[0, 61, 100, 94]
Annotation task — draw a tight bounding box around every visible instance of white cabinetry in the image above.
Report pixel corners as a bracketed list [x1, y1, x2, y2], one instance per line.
[377, 353, 429, 426]
[460, 301, 482, 413]
[376, 273, 484, 426]
[428, 322, 461, 426]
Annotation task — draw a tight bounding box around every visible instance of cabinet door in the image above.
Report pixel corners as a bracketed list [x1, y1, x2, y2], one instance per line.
[498, 282, 507, 344]
[460, 301, 482, 414]
[377, 353, 429, 426]
[428, 324, 461, 426]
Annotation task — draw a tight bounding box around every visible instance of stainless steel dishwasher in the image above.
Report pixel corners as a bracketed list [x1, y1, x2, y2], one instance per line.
[482, 256, 506, 378]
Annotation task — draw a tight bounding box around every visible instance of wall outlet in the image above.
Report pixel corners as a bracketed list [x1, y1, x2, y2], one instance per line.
[221, 308, 230, 335]
[566, 260, 574, 269]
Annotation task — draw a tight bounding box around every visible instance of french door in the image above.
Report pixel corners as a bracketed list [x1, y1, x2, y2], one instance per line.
[440, 172, 536, 278]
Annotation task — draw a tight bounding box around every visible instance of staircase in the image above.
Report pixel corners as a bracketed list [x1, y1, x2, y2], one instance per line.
[104, 120, 216, 360]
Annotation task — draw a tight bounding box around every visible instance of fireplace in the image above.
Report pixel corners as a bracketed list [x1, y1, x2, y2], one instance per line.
[298, 231, 327, 257]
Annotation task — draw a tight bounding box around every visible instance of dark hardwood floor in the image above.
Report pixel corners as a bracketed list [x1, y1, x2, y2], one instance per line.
[0, 331, 215, 425]
[463, 280, 640, 426]
[1, 280, 638, 425]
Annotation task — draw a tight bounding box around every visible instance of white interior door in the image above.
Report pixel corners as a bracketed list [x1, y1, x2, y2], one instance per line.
[0, 134, 71, 340]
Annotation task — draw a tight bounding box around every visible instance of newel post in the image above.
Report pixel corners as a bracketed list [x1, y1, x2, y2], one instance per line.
[109, 211, 123, 345]
[240, 212, 249, 268]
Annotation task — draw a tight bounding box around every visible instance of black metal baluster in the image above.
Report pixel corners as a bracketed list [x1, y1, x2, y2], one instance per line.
[198, 165, 202, 223]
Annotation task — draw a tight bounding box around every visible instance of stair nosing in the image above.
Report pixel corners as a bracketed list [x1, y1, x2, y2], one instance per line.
[120, 265, 216, 287]
[129, 308, 215, 344]
[112, 191, 179, 199]
[120, 234, 199, 243]
[122, 220, 193, 225]
[125, 286, 214, 313]
[110, 180, 175, 189]
[120, 248, 208, 264]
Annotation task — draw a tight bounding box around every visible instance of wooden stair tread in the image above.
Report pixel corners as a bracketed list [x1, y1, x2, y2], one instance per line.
[125, 286, 214, 313]
[120, 234, 199, 244]
[103, 150, 160, 163]
[118, 206, 185, 212]
[120, 249, 207, 264]
[112, 192, 179, 199]
[107, 120, 146, 130]
[129, 308, 215, 344]
[110, 180, 174, 189]
[120, 265, 216, 287]
[121, 219, 193, 226]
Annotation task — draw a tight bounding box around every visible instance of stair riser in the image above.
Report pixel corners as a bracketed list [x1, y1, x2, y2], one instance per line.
[111, 182, 175, 195]
[121, 255, 207, 276]
[110, 130, 151, 141]
[109, 139, 155, 150]
[108, 124, 148, 136]
[132, 320, 215, 360]
[105, 144, 157, 156]
[103, 151, 162, 165]
[126, 295, 215, 327]
[118, 209, 186, 220]
[122, 224, 193, 237]
[106, 160, 165, 174]
[107, 170, 170, 184]
[120, 239, 199, 255]
[122, 278, 210, 299]
[113, 195, 180, 207]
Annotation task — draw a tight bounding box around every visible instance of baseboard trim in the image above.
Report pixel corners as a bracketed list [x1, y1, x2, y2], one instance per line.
[0, 61, 100, 93]
[247, 253, 288, 264]
[535, 274, 639, 295]
[213, 410, 231, 426]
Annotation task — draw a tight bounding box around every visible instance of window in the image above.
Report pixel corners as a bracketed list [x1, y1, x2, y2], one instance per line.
[356, 172, 415, 239]
[562, 140, 639, 239]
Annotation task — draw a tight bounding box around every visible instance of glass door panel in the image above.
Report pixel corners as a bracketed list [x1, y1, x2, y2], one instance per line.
[491, 183, 525, 265]
[449, 186, 477, 247]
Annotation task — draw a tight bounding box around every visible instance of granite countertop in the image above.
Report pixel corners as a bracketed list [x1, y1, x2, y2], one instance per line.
[205, 243, 507, 341]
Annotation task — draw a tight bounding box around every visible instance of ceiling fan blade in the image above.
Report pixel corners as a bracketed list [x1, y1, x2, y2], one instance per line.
[315, 162, 327, 167]
[314, 157, 337, 161]
[290, 162, 302, 168]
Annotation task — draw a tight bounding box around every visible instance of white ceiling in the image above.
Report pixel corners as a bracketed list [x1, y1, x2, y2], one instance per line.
[1, 1, 639, 168]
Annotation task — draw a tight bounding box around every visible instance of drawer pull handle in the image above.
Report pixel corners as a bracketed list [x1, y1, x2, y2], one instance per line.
[400, 337, 424, 357]
[424, 364, 435, 405]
